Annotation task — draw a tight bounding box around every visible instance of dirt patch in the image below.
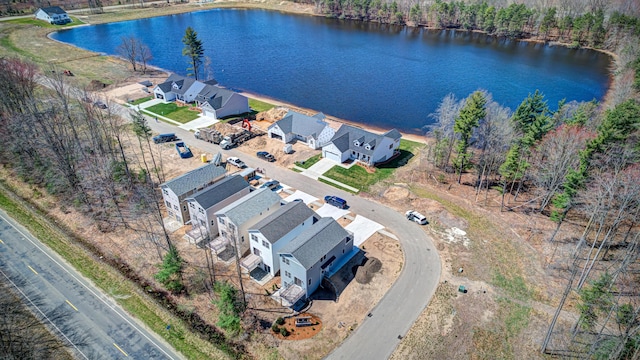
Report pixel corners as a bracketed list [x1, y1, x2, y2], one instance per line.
[355, 257, 382, 284]
[271, 313, 322, 340]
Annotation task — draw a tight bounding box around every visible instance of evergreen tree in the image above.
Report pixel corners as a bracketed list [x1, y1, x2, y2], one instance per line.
[453, 91, 486, 183]
[155, 246, 185, 293]
[182, 27, 205, 80]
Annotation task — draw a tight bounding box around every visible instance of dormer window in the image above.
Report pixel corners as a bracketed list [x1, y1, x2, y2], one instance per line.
[364, 144, 371, 150]
[353, 140, 360, 147]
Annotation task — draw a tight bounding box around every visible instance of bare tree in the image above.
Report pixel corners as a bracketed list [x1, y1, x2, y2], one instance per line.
[117, 36, 138, 72]
[137, 42, 153, 75]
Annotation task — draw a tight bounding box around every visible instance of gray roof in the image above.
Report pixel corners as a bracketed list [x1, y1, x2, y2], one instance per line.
[328, 124, 402, 156]
[279, 217, 350, 270]
[197, 85, 236, 110]
[161, 163, 226, 197]
[40, 6, 67, 15]
[186, 175, 249, 210]
[269, 110, 329, 140]
[215, 188, 281, 226]
[156, 73, 184, 93]
[172, 77, 198, 96]
[250, 201, 317, 244]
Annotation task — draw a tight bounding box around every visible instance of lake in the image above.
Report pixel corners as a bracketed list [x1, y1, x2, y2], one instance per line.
[51, 9, 611, 134]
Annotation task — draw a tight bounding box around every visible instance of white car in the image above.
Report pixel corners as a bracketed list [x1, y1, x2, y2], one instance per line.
[406, 210, 427, 225]
[227, 157, 246, 168]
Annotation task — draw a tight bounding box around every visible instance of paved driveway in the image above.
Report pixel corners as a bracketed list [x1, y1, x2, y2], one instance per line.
[345, 215, 385, 247]
[284, 190, 319, 205]
[301, 158, 338, 179]
[315, 204, 350, 220]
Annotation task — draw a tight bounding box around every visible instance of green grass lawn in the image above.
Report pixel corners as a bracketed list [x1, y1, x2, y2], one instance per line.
[7, 17, 84, 28]
[323, 139, 424, 191]
[130, 96, 153, 105]
[145, 103, 200, 123]
[294, 154, 322, 169]
[248, 98, 275, 112]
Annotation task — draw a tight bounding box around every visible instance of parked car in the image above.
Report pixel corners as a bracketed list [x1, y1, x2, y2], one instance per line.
[257, 151, 275, 162]
[153, 133, 178, 144]
[405, 210, 428, 225]
[261, 180, 280, 191]
[93, 101, 108, 109]
[324, 196, 348, 209]
[227, 157, 246, 168]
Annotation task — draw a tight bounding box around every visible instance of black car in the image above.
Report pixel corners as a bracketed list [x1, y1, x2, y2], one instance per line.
[257, 151, 275, 162]
[261, 180, 280, 191]
[93, 101, 108, 109]
[153, 133, 178, 144]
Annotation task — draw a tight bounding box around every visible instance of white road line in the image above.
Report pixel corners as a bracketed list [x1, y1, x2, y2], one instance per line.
[0, 268, 89, 360]
[0, 211, 176, 360]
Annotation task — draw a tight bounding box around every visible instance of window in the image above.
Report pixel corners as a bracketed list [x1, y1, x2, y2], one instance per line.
[389, 144, 393, 149]
[165, 201, 171, 208]
[173, 205, 179, 211]
[294, 277, 302, 286]
[199, 208, 204, 214]
[190, 203, 195, 209]
[308, 278, 311, 286]
[221, 230, 227, 237]
[163, 189, 168, 195]
[183, 205, 187, 212]
[262, 240, 270, 249]
[211, 220, 215, 226]
[251, 234, 258, 242]
[284, 271, 291, 278]
[200, 220, 205, 226]
[346, 236, 352, 243]
[219, 218, 225, 225]
[283, 258, 290, 265]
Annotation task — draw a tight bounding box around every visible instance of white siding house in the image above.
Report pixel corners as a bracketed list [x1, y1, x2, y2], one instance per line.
[215, 188, 282, 257]
[243, 200, 318, 276]
[35, 6, 71, 24]
[322, 124, 402, 166]
[278, 217, 354, 305]
[153, 74, 249, 119]
[267, 111, 335, 149]
[184, 175, 251, 244]
[160, 163, 227, 225]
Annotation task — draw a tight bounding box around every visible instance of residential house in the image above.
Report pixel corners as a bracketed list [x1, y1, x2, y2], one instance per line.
[160, 163, 227, 225]
[153, 74, 249, 119]
[243, 200, 319, 276]
[322, 124, 402, 166]
[215, 188, 282, 257]
[267, 110, 335, 149]
[196, 84, 250, 120]
[34, 6, 71, 25]
[184, 175, 251, 244]
[279, 217, 354, 305]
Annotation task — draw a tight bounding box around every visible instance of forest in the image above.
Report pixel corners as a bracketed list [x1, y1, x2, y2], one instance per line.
[310, 0, 639, 49]
[0, 0, 639, 358]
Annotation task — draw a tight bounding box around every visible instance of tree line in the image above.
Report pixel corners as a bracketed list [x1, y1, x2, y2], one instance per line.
[425, 85, 640, 357]
[310, 0, 639, 49]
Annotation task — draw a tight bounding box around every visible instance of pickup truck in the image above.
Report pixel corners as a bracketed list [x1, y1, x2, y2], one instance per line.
[227, 157, 246, 168]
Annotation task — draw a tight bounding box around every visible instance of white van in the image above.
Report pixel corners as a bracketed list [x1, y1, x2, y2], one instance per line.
[406, 210, 427, 225]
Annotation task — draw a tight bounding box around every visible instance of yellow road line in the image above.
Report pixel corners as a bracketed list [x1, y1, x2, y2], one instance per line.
[27, 265, 38, 275]
[65, 299, 78, 312]
[113, 343, 128, 357]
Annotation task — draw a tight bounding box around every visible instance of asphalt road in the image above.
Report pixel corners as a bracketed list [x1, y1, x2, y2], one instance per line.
[0, 208, 181, 360]
[133, 109, 442, 359]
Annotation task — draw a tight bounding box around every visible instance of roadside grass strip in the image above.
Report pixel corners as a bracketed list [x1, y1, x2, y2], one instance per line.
[0, 182, 234, 360]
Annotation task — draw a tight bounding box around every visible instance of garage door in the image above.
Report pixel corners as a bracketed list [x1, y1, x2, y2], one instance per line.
[323, 150, 341, 163]
[270, 132, 283, 140]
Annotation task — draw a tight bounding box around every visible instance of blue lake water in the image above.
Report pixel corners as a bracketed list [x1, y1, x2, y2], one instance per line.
[51, 9, 611, 134]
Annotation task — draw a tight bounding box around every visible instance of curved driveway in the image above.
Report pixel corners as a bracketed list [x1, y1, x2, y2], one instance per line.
[136, 109, 442, 359]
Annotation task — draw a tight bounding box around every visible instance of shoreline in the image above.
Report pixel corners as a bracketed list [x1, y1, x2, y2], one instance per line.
[46, 1, 617, 144]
